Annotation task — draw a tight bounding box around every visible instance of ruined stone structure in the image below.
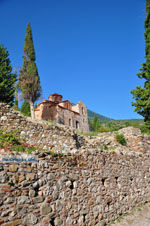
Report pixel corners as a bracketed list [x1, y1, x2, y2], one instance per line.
[1, 104, 150, 225]
[34, 93, 89, 131]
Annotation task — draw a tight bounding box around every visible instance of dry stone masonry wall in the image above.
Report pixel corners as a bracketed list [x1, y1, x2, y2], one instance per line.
[0, 103, 150, 226]
[0, 103, 92, 155]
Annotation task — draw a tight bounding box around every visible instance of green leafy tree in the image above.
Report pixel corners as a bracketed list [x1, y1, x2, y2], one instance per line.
[131, 2, 150, 129]
[147, 0, 150, 11]
[89, 115, 102, 131]
[0, 45, 16, 106]
[19, 22, 41, 119]
[21, 100, 31, 116]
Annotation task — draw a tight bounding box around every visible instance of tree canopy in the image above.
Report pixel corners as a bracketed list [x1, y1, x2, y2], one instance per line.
[21, 100, 31, 116]
[0, 45, 16, 106]
[131, 2, 150, 128]
[19, 23, 41, 119]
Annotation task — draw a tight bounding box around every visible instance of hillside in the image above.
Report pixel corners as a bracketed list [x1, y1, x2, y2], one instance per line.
[87, 109, 114, 122]
[88, 109, 144, 124]
[118, 119, 144, 124]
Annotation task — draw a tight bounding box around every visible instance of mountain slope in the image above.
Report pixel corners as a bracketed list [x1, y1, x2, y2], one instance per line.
[87, 109, 114, 122]
[87, 109, 144, 123]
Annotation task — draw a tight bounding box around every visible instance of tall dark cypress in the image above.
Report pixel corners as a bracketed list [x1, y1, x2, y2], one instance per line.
[131, 2, 150, 128]
[19, 22, 41, 119]
[0, 45, 16, 106]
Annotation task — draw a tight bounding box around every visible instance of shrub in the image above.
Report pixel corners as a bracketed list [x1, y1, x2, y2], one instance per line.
[115, 133, 127, 146]
[21, 100, 31, 116]
[98, 126, 111, 133]
[0, 130, 20, 145]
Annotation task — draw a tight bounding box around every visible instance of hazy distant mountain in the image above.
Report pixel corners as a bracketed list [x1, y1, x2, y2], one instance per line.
[87, 109, 114, 122]
[87, 109, 144, 123]
[117, 119, 144, 124]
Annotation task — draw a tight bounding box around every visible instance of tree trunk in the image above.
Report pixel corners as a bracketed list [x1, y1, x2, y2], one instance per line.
[29, 100, 35, 119]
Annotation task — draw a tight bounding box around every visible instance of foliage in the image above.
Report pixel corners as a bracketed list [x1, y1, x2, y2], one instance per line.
[89, 115, 102, 131]
[137, 122, 150, 135]
[99, 144, 108, 150]
[147, 0, 150, 11]
[0, 129, 20, 146]
[11, 145, 36, 154]
[19, 22, 41, 119]
[115, 133, 127, 146]
[106, 121, 124, 131]
[21, 100, 31, 116]
[0, 129, 36, 153]
[131, 4, 150, 129]
[89, 116, 124, 133]
[0, 45, 16, 106]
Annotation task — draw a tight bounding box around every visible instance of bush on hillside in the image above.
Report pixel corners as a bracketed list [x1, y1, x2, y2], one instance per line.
[21, 100, 31, 117]
[115, 133, 127, 146]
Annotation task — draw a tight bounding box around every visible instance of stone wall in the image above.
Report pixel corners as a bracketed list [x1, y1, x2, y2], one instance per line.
[0, 103, 150, 226]
[0, 103, 91, 154]
[1, 147, 150, 226]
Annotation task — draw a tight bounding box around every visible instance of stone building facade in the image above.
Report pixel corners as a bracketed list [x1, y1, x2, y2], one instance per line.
[34, 93, 89, 131]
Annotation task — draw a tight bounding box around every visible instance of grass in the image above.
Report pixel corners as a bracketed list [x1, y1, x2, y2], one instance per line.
[98, 144, 108, 150]
[47, 150, 64, 157]
[80, 131, 99, 137]
[108, 212, 129, 225]
[108, 221, 115, 225]
[0, 129, 66, 157]
[117, 215, 123, 222]
[0, 129, 38, 154]
[0, 129, 20, 146]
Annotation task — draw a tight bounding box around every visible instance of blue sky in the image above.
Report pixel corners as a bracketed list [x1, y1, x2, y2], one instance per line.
[0, 0, 146, 119]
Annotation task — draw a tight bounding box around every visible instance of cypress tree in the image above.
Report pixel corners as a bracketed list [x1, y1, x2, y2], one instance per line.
[21, 100, 31, 116]
[0, 45, 16, 106]
[131, 2, 150, 128]
[19, 22, 41, 119]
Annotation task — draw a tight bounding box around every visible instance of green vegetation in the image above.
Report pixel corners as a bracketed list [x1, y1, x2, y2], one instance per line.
[108, 221, 115, 225]
[21, 100, 31, 116]
[19, 22, 42, 119]
[47, 150, 64, 157]
[115, 134, 127, 146]
[0, 129, 20, 146]
[98, 144, 108, 150]
[88, 115, 125, 133]
[0, 129, 65, 156]
[87, 113, 150, 135]
[131, 1, 150, 132]
[117, 215, 123, 223]
[0, 45, 16, 106]
[0, 129, 35, 153]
